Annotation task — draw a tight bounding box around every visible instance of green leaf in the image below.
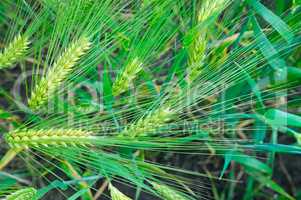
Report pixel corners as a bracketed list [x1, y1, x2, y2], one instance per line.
[68, 189, 88, 200]
[247, 172, 295, 200]
[234, 62, 265, 109]
[250, 15, 287, 71]
[0, 177, 16, 190]
[103, 64, 114, 110]
[224, 151, 272, 175]
[250, 144, 301, 154]
[37, 176, 102, 198]
[287, 66, 301, 80]
[264, 109, 301, 128]
[248, 0, 294, 43]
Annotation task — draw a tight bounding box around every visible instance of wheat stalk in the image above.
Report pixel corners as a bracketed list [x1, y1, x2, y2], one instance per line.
[109, 183, 132, 200]
[121, 105, 174, 138]
[4, 128, 93, 149]
[0, 35, 29, 69]
[28, 37, 91, 110]
[151, 182, 189, 200]
[5, 187, 37, 200]
[112, 57, 143, 96]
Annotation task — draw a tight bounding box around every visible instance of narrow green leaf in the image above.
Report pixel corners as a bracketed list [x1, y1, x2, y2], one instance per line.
[247, 172, 295, 200]
[264, 109, 301, 128]
[248, 0, 294, 43]
[225, 151, 272, 175]
[249, 144, 301, 154]
[251, 15, 287, 71]
[103, 64, 114, 110]
[68, 189, 88, 200]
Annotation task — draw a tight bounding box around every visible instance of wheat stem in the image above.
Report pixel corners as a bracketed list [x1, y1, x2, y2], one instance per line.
[28, 37, 91, 110]
[0, 148, 22, 170]
[4, 128, 93, 149]
[94, 180, 109, 199]
[112, 57, 143, 96]
[0, 35, 29, 69]
[62, 160, 94, 199]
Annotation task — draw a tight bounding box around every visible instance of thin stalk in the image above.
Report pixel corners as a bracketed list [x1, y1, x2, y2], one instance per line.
[0, 148, 22, 170]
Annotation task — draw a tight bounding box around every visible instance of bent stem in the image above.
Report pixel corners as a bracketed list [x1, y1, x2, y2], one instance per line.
[94, 180, 109, 199]
[62, 160, 94, 200]
[0, 148, 22, 170]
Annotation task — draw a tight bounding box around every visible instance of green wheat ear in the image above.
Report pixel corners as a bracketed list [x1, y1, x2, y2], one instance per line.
[121, 105, 174, 138]
[197, 0, 229, 23]
[6, 187, 37, 200]
[187, 0, 228, 82]
[109, 184, 132, 200]
[187, 35, 207, 82]
[112, 57, 143, 96]
[151, 182, 190, 200]
[28, 36, 91, 110]
[4, 128, 93, 149]
[0, 35, 30, 69]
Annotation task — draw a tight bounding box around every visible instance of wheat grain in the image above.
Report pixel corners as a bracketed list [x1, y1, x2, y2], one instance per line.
[109, 183, 132, 200]
[152, 182, 189, 200]
[0, 35, 29, 69]
[121, 106, 174, 138]
[5, 128, 92, 149]
[112, 57, 143, 96]
[6, 187, 37, 200]
[28, 36, 91, 110]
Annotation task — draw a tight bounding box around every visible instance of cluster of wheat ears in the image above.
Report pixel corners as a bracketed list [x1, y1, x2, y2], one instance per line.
[0, 0, 301, 199]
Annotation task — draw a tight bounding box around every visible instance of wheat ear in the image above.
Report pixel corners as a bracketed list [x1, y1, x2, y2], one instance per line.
[4, 128, 92, 149]
[151, 182, 189, 200]
[112, 57, 143, 96]
[187, 0, 228, 82]
[121, 106, 174, 138]
[28, 37, 91, 110]
[6, 187, 37, 200]
[187, 35, 207, 82]
[197, 0, 229, 23]
[0, 35, 29, 69]
[109, 183, 132, 200]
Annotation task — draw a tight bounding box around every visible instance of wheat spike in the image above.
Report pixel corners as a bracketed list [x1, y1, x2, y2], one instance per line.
[112, 57, 143, 96]
[121, 106, 174, 138]
[187, 35, 207, 82]
[109, 184, 132, 200]
[187, 0, 229, 82]
[197, 0, 228, 23]
[28, 37, 91, 110]
[0, 35, 29, 69]
[4, 128, 93, 149]
[6, 187, 37, 200]
[152, 182, 189, 200]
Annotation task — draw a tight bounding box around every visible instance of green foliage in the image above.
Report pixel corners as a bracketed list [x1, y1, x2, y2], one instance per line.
[0, 0, 300, 200]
